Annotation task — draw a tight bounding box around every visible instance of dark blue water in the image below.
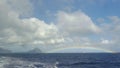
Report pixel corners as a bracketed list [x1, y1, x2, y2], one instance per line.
[0, 53, 120, 68]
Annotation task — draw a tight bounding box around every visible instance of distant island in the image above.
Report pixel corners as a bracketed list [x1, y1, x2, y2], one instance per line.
[0, 47, 12, 53]
[27, 48, 43, 53]
[0, 47, 43, 53]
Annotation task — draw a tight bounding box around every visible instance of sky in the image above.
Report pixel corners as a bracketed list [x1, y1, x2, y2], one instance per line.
[0, 0, 120, 53]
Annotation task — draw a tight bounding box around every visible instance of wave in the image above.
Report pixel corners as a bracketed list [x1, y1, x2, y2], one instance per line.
[0, 56, 59, 68]
[1, 56, 120, 68]
[57, 61, 120, 66]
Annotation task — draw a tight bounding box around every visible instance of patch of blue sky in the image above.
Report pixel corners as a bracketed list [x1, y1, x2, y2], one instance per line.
[30, 0, 120, 24]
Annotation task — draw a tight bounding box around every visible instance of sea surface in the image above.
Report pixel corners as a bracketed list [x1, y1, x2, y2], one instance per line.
[0, 53, 120, 68]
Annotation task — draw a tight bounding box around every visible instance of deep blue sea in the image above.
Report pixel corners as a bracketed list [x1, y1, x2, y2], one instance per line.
[0, 53, 120, 68]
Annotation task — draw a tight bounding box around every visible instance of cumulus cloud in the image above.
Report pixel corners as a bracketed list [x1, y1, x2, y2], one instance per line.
[57, 11, 101, 36]
[1, 0, 119, 53]
[108, 16, 120, 35]
[101, 39, 111, 44]
[100, 16, 120, 40]
[108, 16, 120, 43]
[0, 0, 104, 52]
[22, 18, 65, 45]
[95, 16, 120, 52]
[0, 0, 64, 52]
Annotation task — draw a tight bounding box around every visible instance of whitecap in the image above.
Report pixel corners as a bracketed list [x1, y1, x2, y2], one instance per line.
[0, 56, 59, 68]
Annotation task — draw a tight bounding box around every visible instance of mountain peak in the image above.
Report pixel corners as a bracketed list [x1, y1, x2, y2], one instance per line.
[0, 48, 12, 53]
[27, 48, 42, 53]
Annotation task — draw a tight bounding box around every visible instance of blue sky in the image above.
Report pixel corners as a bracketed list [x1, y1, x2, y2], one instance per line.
[32, 0, 120, 23]
[0, 0, 120, 53]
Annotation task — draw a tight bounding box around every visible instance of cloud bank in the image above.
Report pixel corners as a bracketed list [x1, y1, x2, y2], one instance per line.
[0, 0, 120, 53]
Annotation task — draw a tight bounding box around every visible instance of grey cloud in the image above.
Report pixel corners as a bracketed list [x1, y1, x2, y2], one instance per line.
[1, 0, 120, 53]
[0, 0, 65, 52]
[7, 0, 33, 17]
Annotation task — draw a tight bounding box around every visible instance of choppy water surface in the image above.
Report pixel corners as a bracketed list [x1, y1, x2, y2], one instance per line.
[0, 53, 120, 68]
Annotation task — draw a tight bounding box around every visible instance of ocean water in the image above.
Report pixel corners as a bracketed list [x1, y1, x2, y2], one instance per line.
[0, 53, 120, 68]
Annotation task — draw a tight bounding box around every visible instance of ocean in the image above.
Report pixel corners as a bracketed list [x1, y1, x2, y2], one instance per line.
[0, 53, 120, 68]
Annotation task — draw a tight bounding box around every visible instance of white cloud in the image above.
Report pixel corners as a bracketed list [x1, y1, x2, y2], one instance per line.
[0, 0, 65, 52]
[105, 16, 120, 39]
[97, 16, 120, 50]
[57, 11, 101, 36]
[108, 16, 120, 23]
[0, 2, 103, 52]
[101, 39, 110, 44]
[1, 0, 120, 52]
[22, 18, 65, 45]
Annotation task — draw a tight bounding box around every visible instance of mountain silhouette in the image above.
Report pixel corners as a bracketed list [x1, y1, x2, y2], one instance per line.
[27, 48, 42, 53]
[0, 47, 11, 53]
